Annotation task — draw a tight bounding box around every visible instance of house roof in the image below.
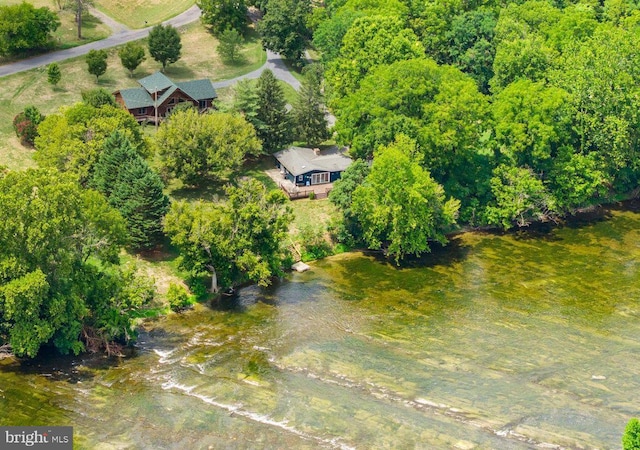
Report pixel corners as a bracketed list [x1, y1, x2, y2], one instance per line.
[118, 87, 154, 109]
[116, 72, 218, 110]
[274, 146, 352, 176]
[138, 71, 174, 94]
[177, 79, 218, 101]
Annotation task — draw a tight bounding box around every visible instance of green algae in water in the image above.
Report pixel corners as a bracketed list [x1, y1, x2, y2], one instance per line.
[2, 208, 640, 448]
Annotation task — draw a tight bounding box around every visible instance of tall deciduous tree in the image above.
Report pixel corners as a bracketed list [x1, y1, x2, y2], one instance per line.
[325, 15, 424, 99]
[258, 0, 311, 61]
[256, 69, 292, 153]
[35, 103, 146, 184]
[148, 24, 182, 71]
[329, 159, 370, 244]
[334, 58, 490, 210]
[351, 136, 460, 261]
[485, 164, 556, 229]
[86, 49, 108, 81]
[312, 8, 362, 63]
[156, 109, 262, 186]
[446, 8, 497, 93]
[0, 3, 60, 56]
[119, 42, 146, 76]
[199, 0, 247, 35]
[164, 179, 292, 292]
[0, 169, 129, 357]
[65, 0, 94, 39]
[551, 24, 640, 192]
[292, 64, 330, 146]
[92, 132, 170, 250]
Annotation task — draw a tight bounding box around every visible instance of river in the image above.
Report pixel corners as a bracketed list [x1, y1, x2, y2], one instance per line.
[2, 206, 640, 449]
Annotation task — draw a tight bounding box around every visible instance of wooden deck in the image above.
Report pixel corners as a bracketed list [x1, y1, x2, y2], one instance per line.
[265, 169, 333, 200]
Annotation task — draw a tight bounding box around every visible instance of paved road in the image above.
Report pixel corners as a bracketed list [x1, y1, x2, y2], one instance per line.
[212, 49, 300, 91]
[0, 5, 201, 78]
[0, 5, 311, 101]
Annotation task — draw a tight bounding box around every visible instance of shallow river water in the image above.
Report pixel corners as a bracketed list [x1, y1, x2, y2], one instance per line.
[2, 207, 640, 449]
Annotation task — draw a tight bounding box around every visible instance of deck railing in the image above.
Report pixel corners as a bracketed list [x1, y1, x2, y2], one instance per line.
[279, 182, 332, 200]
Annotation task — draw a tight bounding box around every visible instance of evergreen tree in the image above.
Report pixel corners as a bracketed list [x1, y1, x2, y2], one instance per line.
[92, 131, 138, 197]
[232, 79, 259, 123]
[110, 158, 170, 249]
[292, 64, 330, 146]
[148, 24, 182, 71]
[217, 28, 244, 62]
[86, 49, 108, 81]
[92, 131, 170, 250]
[47, 62, 61, 86]
[256, 69, 292, 153]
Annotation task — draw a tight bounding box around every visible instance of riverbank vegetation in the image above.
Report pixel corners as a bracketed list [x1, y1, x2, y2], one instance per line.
[273, 0, 640, 260]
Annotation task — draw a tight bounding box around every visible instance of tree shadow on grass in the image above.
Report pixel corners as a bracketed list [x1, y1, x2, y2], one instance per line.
[82, 13, 102, 30]
[164, 64, 196, 80]
[168, 183, 226, 203]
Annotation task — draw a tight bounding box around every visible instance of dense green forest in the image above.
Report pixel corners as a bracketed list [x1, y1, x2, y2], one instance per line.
[311, 0, 640, 255]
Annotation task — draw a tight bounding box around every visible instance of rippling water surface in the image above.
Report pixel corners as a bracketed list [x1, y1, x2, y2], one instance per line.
[2, 207, 640, 449]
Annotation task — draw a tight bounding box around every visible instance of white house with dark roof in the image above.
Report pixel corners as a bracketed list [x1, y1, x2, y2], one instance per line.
[274, 146, 352, 186]
[113, 71, 217, 122]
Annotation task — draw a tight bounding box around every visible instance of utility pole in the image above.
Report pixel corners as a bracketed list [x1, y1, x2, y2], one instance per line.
[155, 87, 158, 130]
[76, 0, 82, 39]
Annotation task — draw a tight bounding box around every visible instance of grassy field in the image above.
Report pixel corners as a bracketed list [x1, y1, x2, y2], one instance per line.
[288, 197, 339, 235]
[94, 0, 195, 29]
[0, 22, 266, 170]
[0, 0, 110, 64]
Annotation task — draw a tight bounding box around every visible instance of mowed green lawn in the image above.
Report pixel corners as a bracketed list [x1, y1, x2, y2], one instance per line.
[0, 22, 266, 170]
[94, 0, 195, 28]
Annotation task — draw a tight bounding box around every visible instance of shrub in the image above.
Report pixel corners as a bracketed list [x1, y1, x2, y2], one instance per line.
[624, 418, 640, 450]
[298, 224, 333, 261]
[12, 105, 44, 146]
[308, 191, 316, 200]
[167, 283, 194, 312]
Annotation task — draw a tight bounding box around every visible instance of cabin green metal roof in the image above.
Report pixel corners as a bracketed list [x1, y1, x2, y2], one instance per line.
[117, 72, 217, 109]
[137, 71, 174, 94]
[156, 85, 179, 105]
[274, 146, 352, 176]
[118, 87, 154, 109]
[177, 79, 218, 101]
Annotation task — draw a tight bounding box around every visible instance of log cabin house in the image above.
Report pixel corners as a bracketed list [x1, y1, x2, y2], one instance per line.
[114, 72, 217, 123]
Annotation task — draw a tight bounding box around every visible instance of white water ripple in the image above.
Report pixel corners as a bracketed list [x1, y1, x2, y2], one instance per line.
[161, 380, 355, 450]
